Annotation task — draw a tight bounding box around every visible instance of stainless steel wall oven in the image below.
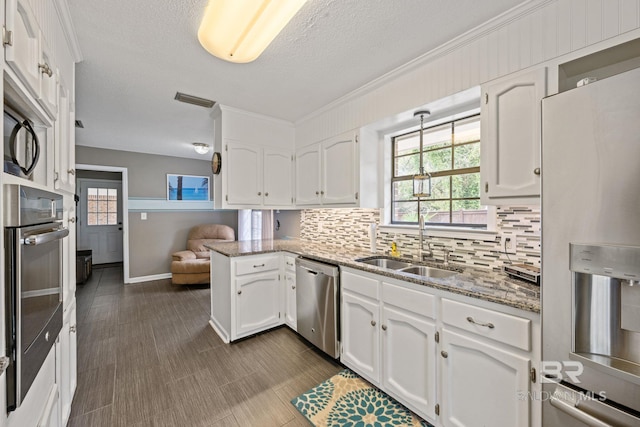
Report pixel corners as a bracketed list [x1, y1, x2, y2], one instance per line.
[4, 184, 67, 411]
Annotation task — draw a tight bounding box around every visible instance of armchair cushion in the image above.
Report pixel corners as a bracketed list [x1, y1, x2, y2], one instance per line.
[172, 250, 196, 262]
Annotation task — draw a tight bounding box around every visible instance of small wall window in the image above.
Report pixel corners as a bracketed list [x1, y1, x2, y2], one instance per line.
[87, 187, 118, 225]
[391, 114, 486, 227]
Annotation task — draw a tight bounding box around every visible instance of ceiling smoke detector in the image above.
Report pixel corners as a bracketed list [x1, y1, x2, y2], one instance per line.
[174, 92, 216, 108]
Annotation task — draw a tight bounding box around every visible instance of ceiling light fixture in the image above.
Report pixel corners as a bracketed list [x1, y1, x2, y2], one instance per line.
[413, 110, 432, 198]
[193, 143, 210, 155]
[197, 0, 307, 63]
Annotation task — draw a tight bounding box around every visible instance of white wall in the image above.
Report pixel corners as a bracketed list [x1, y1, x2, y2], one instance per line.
[295, 0, 640, 145]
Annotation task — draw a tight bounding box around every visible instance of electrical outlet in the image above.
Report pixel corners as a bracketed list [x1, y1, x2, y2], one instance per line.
[500, 234, 517, 255]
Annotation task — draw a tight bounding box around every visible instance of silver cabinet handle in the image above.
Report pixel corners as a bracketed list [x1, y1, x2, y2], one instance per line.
[534, 167, 541, 175]
[237, 290, 242, 295]
[70, 325, 77, 333]
[441, 351, 448, 358]
[258, 192, 262, 196]
[292, 285, 296, 290]
[370, 320, 376, 327]
[315, 191, 320, 195]
[23, 228, 69, 245]
[381, 324, 387, 331]
[321, 190, 325, 195]
[68, 168, 75, 175]
[39, 62, 53, 77]
[467, 316, 495, 329]
[265, 192, 269, 197]
[253, 264, 265, 268]
[69, 217, 76, 223]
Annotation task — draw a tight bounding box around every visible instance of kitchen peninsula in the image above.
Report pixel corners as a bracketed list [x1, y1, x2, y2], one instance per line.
[207, 238, 542, 427]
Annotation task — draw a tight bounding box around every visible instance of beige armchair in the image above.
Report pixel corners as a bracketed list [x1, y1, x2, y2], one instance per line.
[171, 224, 235, 285]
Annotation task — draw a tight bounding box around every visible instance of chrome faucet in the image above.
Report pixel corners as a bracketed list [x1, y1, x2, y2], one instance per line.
[418, 215, 433, 261]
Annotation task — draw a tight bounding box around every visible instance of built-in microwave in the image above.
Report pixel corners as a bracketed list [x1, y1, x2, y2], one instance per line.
[3, 104, 40, 179]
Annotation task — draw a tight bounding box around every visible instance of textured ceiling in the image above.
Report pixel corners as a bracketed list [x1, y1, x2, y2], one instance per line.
[70, 0, 525, 160]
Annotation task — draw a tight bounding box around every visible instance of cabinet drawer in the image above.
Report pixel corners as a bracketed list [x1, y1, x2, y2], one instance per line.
[284, 254, 297, 271]
[381, 282, 436, 319]
[234, 255, 280, 276]
[342, 270, 379, 299]
[441, 299, 531, 351]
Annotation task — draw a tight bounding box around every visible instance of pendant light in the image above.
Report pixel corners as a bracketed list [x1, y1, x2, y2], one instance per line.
[413, 110, 432, 198]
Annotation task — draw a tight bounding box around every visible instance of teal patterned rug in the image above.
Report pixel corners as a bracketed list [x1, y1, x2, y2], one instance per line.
[291, 369, 433, 427]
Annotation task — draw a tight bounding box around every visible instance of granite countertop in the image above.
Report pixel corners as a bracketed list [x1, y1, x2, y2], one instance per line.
[205, 239, 541, 313]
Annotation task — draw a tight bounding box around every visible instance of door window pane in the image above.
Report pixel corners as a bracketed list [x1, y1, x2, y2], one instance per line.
[87, 187, 118, 226]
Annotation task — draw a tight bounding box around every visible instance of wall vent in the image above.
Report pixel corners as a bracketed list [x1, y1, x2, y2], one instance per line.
[174, 92, 216, 108]
[75, 120, 84, 128]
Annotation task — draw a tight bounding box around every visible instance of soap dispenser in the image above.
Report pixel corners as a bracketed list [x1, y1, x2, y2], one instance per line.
[390, 235, 400, 257]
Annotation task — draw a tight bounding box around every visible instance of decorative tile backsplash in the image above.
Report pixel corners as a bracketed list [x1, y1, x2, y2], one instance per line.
[300, 207, 540, 272]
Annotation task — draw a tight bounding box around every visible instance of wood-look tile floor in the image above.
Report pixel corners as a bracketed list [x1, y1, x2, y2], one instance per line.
[69, 265, 342, 427]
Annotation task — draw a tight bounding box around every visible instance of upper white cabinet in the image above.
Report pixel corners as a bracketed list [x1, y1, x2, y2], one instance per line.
[213, 105, 295, 209]
[5, 0, 59, 121]
[295, 128, 378, 208]
[54, 81, 75, 192]
[480, 67, 546, 205]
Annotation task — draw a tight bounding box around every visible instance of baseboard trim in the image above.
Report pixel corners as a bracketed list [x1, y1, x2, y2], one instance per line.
[209, 318, 230, 344]
[126, 273, 172, 284]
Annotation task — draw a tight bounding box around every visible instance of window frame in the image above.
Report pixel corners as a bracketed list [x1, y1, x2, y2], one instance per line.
[390, 113, 485, 228]
[86, 186, 119, 226]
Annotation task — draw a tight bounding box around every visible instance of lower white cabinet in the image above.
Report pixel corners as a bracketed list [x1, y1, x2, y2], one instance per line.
[440, 328, 531, 427]
[341, 289, 380, 384]
[284, 270, 297, 330]
[58, 302, 77, 426]
[340, 267, 540, 427]
[235, 270, 282, 338]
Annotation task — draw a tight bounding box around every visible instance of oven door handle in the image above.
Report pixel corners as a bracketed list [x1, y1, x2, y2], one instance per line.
[22, 228, 69, 245]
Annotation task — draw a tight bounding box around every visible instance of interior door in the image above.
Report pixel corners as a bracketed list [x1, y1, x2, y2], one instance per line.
[77, 178, 123, 264]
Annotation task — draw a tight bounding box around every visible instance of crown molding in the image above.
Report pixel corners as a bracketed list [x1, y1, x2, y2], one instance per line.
[295, 0, 553, 126]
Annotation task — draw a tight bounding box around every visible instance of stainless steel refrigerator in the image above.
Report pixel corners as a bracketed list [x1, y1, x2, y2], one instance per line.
[542, 66, 640, 426]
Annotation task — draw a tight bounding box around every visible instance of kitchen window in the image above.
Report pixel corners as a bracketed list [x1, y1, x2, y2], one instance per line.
[391, 114, 486, 227]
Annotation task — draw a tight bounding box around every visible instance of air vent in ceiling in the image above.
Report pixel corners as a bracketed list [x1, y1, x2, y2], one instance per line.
[75, 120, 84, 128]
[174, 92, 216, 108]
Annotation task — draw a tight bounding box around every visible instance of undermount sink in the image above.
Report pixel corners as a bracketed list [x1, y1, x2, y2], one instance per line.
[355, 257, 412, 270]
[397, 265, 457, 279]
[355, 256, 458, 279]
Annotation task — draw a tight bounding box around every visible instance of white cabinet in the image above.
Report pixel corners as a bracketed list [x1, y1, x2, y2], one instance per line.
[381, 283, 437, 421]
[58, 303, 77, 427]
[440, 298, 533, 427]
[4, 0, 59, 121]
[224, 142, 293, 207]
[440, 329, 531, 427]
[283, 254, 297, 330]
[263, 149, 294, 206]
[294, 144, 321, 205]
[4, 0, 41, 99]
[341, 289, 380, 384]
[295, 131, 359, 206]
[232, 254, 283, 339]
[226, 142, 262, 206]
[480, 67, 546, 204]
[54, 82, 74, 192]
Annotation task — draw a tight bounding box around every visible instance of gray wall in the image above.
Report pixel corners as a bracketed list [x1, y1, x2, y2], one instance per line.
[76, 146, 238, 278]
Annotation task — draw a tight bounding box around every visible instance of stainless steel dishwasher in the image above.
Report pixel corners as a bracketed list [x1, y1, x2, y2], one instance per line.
[295, 258, 340, 358]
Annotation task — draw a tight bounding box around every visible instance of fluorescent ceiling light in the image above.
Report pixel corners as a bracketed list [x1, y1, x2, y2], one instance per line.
[198, 0, 307, 63]
[193, 143, 210, 154]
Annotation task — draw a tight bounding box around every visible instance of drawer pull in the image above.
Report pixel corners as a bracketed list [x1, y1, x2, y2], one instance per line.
[441, 351, 448, 358]
[253, 264, 265, 268]
[292, 285, 296, 290]
[370, 320, 376, 327]
[381, 324, 387, 331]
[467, 316, 495, 329]
[237, 290, 242, 295]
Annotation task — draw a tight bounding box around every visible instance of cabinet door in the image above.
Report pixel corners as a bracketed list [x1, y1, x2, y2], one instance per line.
[226, 142, 263, 205]
[263, 149, 293, 206]
[341, 290, 380, 385]
[38, 42, 58, 119]
[59, 305, 77, 426]
[321, 132, 357, 204]
[5, 0, 41, 99]
[381, 305, 437, 421]
[284, 270, 297, 331]
[295, 144, 321, 205]
[54, 83, 74, 192]
[481, 67, 546, 203]
[440, 328, 531, 427]
[235, 271, 282, 338]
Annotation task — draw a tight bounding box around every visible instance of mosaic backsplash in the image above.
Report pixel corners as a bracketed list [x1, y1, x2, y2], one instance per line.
[300, 207, 540, 272]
